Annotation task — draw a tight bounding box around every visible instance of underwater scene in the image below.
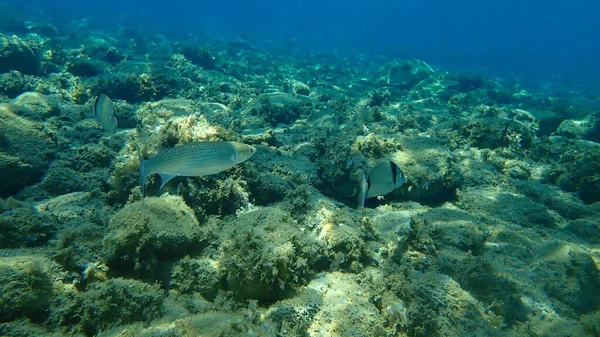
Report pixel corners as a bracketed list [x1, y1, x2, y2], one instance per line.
[1, 0, 600, 336]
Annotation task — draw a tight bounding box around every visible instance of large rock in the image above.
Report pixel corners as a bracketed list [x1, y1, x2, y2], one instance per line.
[0, 256, 54, 322]
[557, 113, 600, 143]
[102, 195, 204, 279]
[0, 103, 55, 197]
[246, 92, 308, 125]
[0, 34, 40, 75]
[386, 59, 434, 90]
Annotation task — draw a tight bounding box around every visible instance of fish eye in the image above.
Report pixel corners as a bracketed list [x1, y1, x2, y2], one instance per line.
[250, 147, 256, 154]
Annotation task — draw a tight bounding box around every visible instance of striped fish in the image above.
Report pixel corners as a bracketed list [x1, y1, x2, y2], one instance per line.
[92, 94, 118, 134]
[138, 141, 256, 194]
[358, 160, 405, 208]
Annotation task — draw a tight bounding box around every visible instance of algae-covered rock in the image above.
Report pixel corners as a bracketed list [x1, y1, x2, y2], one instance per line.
[103, 195, 204, 279]
[96, 61, 183, 102]
[36, 192, 110, 271]
[247, 92, 308, 125]
[12, 92, 61, 120]
[317, 212, 369, 271]
[0, 34, 40, 75]
[170, 256, 221, 301]
[386, 59, 434, 90]
[0, 256, 54, 322]
[266, 288, 323, 334]
[556, 113, 600, 142]
[201, 176, 251, 216]
[181, 45, 217, 69]
[434, 117, 536, 151]
[393, 136, 459, 201]
[407, 272, 498, 336]
[95, 310, 277, 337]
[458, 186, 561, 228]
[0, 198, 56, 248]
[0, 103, 55, 197]
[304, 272, 386, 336]
[268, 272, 389, 336]
[566, 213, 600, 244]
[75, 278, 165, 336]
[529, 244, 600, 316]
[0, 71, 34, 98]
[39, 143, 115, 196]
[221, 207, 326, 301]
[535, 137, 600, 204]
[412, 208, 484, 253]
[67, 57, 107, 77]
[292, 80, 311, 96]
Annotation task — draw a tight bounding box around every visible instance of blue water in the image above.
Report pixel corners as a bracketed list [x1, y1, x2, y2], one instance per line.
[14, 0, 600, 87]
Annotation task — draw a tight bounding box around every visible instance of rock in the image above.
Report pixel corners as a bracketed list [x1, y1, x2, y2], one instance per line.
[557, 113, 600, 143]
[67, 58, 106, 77]
[0, 103, 55, 197]
[292, 80, 311, 96]
[0, 34, 40, 75]
[181, 46, 217, 69]
[76, 278, 164, 336]
[0, 198, 56, 248]
[302, 272, 386, 336]
[0, 71, 32, 98]
[536, 136, 600, 204]
[0, 256, 54, 321]
[392, 136, 459, 200]
[247, 92, 307, 125]
[12, 92, 60, 120]
[102, 195, 204, 279]
[170, 256, 220, 301]
[386, 59, 434, 90]
[434, 117, 536, 150]
[221, 207, 324, 301]
[458, 186, 560, 228]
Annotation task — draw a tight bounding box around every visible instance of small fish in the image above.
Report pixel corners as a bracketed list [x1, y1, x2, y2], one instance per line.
[92, 94, 118, 134]
[357, 160, 406, 208]
[138, 141, 256, 195]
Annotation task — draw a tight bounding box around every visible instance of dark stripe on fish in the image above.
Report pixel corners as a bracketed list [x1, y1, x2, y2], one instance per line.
[92, 94, 118, 134]
[391, 161, 398, 185]
[357, 160, 406, 208]
[138, 141, 256, 195]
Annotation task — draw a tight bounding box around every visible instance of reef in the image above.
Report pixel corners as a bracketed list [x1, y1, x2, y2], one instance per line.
[0, 10, 599, 337]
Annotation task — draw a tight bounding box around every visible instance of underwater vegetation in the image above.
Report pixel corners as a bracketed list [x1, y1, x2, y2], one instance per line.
[1, 9, 600, 337]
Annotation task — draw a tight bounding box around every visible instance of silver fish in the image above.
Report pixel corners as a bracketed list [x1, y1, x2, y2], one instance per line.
[139, 141, 256, 194]
[358, 160, 405, 208]
[92, 94, 118, 134]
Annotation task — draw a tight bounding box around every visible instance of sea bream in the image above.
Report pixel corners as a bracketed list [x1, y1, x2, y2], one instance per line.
[357, 160, 406, 208]
[138, 141, 256, 194]
[92, 94, 118, 134]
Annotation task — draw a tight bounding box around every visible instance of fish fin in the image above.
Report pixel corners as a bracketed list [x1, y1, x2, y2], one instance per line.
[357, 170, 367, 209]
[92, 95, 99, 118]
[158, 173, 176, 190]
[111, 107, 118, 134]
[138, 145, 146, 196]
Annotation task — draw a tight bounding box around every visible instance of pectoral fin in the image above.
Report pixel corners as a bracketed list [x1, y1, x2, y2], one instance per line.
[158, 173, 176, 189]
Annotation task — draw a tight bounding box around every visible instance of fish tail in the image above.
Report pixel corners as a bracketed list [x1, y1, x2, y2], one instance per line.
[137, 145, 146, 196]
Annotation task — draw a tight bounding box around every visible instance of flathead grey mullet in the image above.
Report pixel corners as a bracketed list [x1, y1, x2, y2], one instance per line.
[138, 141, 256, 195]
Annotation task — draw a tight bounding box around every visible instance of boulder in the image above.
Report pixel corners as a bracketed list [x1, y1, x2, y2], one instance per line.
[0, 103, 54, 197]
[0, 34, 40, 75]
